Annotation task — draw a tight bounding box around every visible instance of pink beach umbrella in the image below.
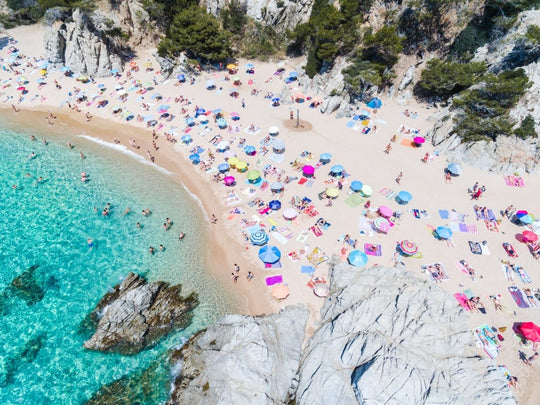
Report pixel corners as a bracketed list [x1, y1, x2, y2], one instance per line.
[302, 165, 315, 177]
[224, 176, 235, 186]
[378, 205, 393, 218]
[413, 136, 425, 145]
[522, 230, 538, 243]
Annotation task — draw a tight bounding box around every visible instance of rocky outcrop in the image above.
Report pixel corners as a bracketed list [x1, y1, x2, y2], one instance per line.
[44, 8, 123, 77]
[168, 262, 515, 404]
[84, 272, 198, 355]
[205, 0, 314, 33]
[168, 305, 309, 405]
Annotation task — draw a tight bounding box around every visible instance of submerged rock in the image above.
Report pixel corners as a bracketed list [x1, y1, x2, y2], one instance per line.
[168, 305, 309, 405]
[0, 332, 47, 386]
[0, 264, 51, 315]
[84, 272, 198, 355]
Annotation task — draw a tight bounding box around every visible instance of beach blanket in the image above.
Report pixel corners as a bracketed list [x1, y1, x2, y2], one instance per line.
[504, 175, 524, 187]
[515, 266, 532, 284]
[485, 219, 500, 232]
[475, 209, 496, 221]
[501, 263, 516, 282]
[244, 126, 261, 136]
[344, 193, 364, 207]
[456, 260, 475, 278]
[301, 265, 316, 274]
[422, 263, 448, 283]
[310, 225, 323, 237]
[307, 247, 329, 267]
[364, 243, 382, 256]
[475, 325, 499, 359]
[265, 275, 283, 286]
[278, 226, 294, 239]
[508, 286, 530, 308]
[454, 293, 471, 311]
[271, 231, 288, 245]
[469, 241, 482, 255]
[503, 243, 518, 257]
[467, 224, 477, 234]
[378, 188, 395, 198]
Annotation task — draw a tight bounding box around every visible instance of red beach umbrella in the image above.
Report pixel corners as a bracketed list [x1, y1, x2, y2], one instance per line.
[519, 322, 540, 342]
[522, 230, 538, 243]
[17, 86, 26, 91]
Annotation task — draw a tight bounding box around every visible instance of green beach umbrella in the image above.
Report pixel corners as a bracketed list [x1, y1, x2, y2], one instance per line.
[247, 170, 261, 181]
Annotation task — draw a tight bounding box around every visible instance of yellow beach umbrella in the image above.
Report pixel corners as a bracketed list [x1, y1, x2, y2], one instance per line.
[39, 69, 47, 75]
[236, 161, 248, 172]
[326, 187, 340, 198]
[226, 63, 237, 70]
[228, 156, 239, 167]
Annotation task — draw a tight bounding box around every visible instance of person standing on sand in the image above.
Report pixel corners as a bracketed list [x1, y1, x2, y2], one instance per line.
[396, 172, 403, 184]
[246, 271, 254, 281]
[384, 143, 392, 154]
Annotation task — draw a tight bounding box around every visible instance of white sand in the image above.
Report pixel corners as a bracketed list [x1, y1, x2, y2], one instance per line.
[2, 24, 540, 402]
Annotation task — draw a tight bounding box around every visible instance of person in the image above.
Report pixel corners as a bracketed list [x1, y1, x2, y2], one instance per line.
[211, 214, 218, 224]
[80, 152, 85, 159]
[396, 172, 403, 184]
[234, 263, 240, 273]
[384, 143, 392, 154]
[123, 207, 131, 215]
[445, 171, 452, 183]
[527, 352, 539, 365]
[491, 295, 503, 311]
[67, 141, 73, 149]
[159, 244, 165, 251]
[422, 152, 429, 163]
[163, 223, 169, 231]
[246, 271, 254, 281]
[178, 232, 185, 240]
[87, 238, 94, 248]
[508, 375, 518, 389]
[28, 152, 36, 159]
[364, 200, 371, 209]
[289, 111, 294, 120]
[503, 204, 514, 218]
[136, 222, 141, 229]
[231, 272, 238, 284]
[149, 246, 155, 254]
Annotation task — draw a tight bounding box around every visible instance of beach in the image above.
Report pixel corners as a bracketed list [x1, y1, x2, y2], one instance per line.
[2, 23, 540, 403]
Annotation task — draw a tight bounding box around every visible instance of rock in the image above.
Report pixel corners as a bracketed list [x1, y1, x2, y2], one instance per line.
[293, 262, 516, 405]
[398, 65, 416, 91]
[321, 95, 344, 115]
[0, 332, 47, 387]
[44, 8, 122, 77]
[205, 0, 314, 33]
[83, 272, 198, 355]
[168, 305, 309, 405]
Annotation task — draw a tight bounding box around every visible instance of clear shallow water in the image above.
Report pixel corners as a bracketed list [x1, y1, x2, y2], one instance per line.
[0, 124, 234, 403]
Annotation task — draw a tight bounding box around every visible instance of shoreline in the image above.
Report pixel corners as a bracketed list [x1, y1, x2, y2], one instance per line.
[0, 105, 274, 317]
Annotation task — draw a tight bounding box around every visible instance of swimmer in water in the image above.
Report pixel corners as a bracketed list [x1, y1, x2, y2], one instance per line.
[28, 152, 36, 159]
[149, 246, 155, 254]
[178, 232, 185, 240]
[87, 238, 94, 248]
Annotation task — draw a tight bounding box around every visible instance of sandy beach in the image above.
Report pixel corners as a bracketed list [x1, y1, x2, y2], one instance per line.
[2, 24, 540, 402]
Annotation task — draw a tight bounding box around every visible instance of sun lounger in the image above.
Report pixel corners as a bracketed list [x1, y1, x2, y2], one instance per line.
[508, 286, 530, 308]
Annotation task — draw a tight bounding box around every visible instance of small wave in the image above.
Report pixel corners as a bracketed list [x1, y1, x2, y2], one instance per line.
[180, 182, 209, 221]
[78, 135, 172, 175]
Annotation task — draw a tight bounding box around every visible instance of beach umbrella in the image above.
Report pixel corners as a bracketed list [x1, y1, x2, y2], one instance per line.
[313, 283, 329, 298]
[516, 210, 529, 218]
[196, 108, 206, 116]
[224, 176, 235, 186]
[218, 163, 230, 172]
[269, 126, 279, 136]
[326, 187, 340, 198]
[244, 145, 256, 155]
[320, 153, 332, 163]
[250, 229, 269, 246]
[269, 200, 282, 210]
[522, 230, 538, 243]
[350, 180, 363, 192]
[226, 63, 237, 70]
[198, 115, 209, 123]
[177, 74, 185, 82]
[378, 205, 393, 218]
[181, 135, 192, 144]
[206, 80, 215, 89]
[272, 139, 285, 153]
[271, 98, 280, 106]
[228, 156, 239, 167]
[283, 208, 298, 220]
[289, 71, 298, 78]
[245, 63, 254, 68]
[519, 322, 540, 343]
[360, 184, 373, 197]
[348, 250, 368, 267]
[189, 153, 200, 163]
[217, 118, 227, 128]
[373, 217, 390, 233]
[520, 215, 534, 224]
[231, 112, 240, 121]
[435, 226, 453, 239]
[396, 190, 412, 204]
[413, 136, 425, 146]
[247, 170, 261, 182]
[367, 97, 382, 109]
[399, 240, 418, 256]
[272, 284, 290, 300]
[236, 161, 248, 172]
[258, 245, 281, 264]
[302, 165, 315, 177]
[330, 165, 344, 176]
[447, 163, 462, 176]
[270, 182, 284, 192]
[185, 117, 195, 126]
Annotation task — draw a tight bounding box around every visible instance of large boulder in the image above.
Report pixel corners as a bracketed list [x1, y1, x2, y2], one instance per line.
[293, 262, 516, 404]
[84, 272, 198, 355]
[167, 305, 309, 405]
[44, 8, 122, 77]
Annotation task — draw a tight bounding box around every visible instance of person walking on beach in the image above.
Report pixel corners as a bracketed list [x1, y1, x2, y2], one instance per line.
[384, 143, 392, 154]
[234, 263, 240, 273]
[396, 172, 403, 184]
[246, 271, 254, 281]
[211, 214, 218, 224]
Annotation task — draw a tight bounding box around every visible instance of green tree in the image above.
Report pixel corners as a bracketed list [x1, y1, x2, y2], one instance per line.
[514, 115, 537, 139]
[221, 0, 247, 35]
[525, 25, 540, 44]
[158, 6, 231, 62]
[362, 26, 403, 66]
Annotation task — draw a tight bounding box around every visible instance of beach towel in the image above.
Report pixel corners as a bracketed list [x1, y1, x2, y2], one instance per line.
[306, 276, 327, 289]
[475, 325, 499, 359]
[450, 211, 459, 221]
[481, 243, 491, 255]
[344, 193, 364, 207]
[271, 231, 288, 245]
[454, 293, 471, 311]
[459, 223, 468, 232]
[515, 266, 532, 284]
[278, 226, 294, 239]
[485, 220, 499, 232]
[400, 138, 415, 147]
[449, 222, 460, 233]
[467, 224, 477, 234]
[508, 286, 530, 308]
[307, 247, 329, 267]
[504, 175, 524, 187]
[301, 265, 316, 274]
[298, 177, 307, 185]
[469, 241, 482, 255]
[501, 263, 515, 282]
[422, 263, 448, 283]
[364, 243, 382, 256]
[310, 225, 323, 237]
[265, 275, 283, 286]
[463, 289, 475, 299]
[413, 209, 420, 219]
[503, 243, 518, 257]
[420, 210, 430, 219]
[306, 180, 314, 188]
[456, 261, 472, 276]
[386, 191, 397, 199]
[346, 121, 356, 128]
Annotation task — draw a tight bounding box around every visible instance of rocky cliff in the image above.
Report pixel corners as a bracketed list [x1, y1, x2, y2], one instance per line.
[167, 261, 516, 404]
[204, 0, 313, 33]
[84, 272, 199, 355]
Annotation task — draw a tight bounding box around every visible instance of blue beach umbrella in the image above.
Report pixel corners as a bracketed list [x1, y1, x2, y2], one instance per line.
[250, 229, 269, 246]
[60, 66, 71, 72]
[435, 226, 453, 240]
[271, 97, 280, 103]
[348, 250, 368, 267]
[258, 245, 281, 264]
[244, 145, 256, 155]
[186, 117, 195, 126]
[217, 118, 227, 128]
[330, 165, 344, 175]
[206, 80, 215, 89]
[367, 97, 382, 109]
[320, 153, 332, 163]
[196, 108, 206, 116]
[246, 63, 254, 68]
[289, 71, 298, 78]
[269, 200, 282, 210]
[447, 163, 462, 176]
[177, 74, 186, 82]
[396, 191, 412, 204]
[189, 153, 200, 163]
[218, 163, 230, 172]
[181, 134, 192, 143]
[350, 180, 363, 192]
[520, 214, 534, 224]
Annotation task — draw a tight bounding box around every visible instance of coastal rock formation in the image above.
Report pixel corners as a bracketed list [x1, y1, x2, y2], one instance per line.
[84, 272, 198, 355]
[168, 262, 515, 404]
[167, 305, 309, 405]
[44, 8, 122, 77]
[205, 0, 313, 33]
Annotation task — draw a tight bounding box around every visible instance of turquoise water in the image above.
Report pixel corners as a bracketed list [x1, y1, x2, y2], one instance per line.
[0, 122, 234, 403]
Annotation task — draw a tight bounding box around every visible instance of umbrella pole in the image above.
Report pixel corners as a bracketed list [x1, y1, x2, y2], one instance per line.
[296, 109, 299, 128]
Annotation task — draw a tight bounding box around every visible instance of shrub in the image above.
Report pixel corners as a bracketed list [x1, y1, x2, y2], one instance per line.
[525, 25, 540, 44]
[514, 115, 538, 139]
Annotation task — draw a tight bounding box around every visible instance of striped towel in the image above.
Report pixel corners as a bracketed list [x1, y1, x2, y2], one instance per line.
[467, 224, 477, 234]
[508, 286, 530, 308]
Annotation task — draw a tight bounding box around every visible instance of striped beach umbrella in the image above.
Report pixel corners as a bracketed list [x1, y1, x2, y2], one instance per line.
[250, 229, 269, 245]
[399, 240, 418, 255]
[373, 217, 390, 233]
